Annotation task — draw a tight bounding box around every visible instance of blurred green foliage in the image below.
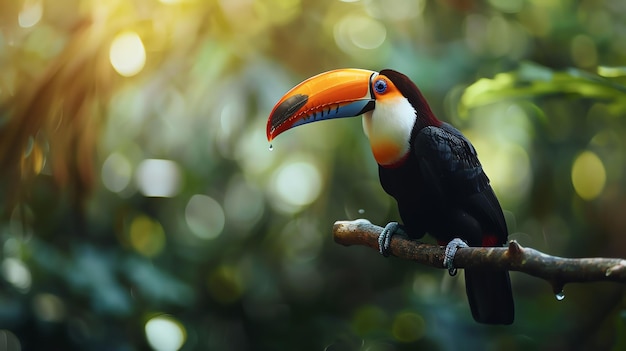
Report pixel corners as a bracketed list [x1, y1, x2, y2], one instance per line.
[1, 0, 625, 350]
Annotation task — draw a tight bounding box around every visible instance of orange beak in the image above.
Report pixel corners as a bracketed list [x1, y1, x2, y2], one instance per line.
[267, 69, 377, 142]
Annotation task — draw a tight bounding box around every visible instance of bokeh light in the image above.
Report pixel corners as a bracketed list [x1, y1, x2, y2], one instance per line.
[351, 305, 388, 336]
[364, 0, 424, 20]
[334, 14, 387, 51]
[129, 215, 166, 257]
[110, 31, 146, 77]
[571, 35, 598, 68]
[235, 128, 274, 177]
[101, 152, 133, 193]
[463, 103, 533, 205]
[33, 293, 66, 322]
[571, 151, 606, 200]
[1, 258, 31, 292]
[268, 159, 323, 214]
[481, 142, 531, 202]
[392, 312, 426, 343]
[18, 0, 43, 28]
[0, 330, 21, 351]
[184, 194, 225, 240]
[145, 315, 187, 351]
[135, 159, 182, 197]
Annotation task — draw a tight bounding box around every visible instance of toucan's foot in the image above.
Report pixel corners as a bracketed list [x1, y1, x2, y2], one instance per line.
[378, 222, 405, 257]
[443, 238, 469, 276]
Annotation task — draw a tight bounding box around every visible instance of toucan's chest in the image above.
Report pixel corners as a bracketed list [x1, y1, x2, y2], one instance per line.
[377, 155, 433, 237]
[377, 154, 423, 200]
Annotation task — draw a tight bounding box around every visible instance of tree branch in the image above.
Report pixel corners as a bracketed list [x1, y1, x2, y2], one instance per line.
[333, 219, 626, 293]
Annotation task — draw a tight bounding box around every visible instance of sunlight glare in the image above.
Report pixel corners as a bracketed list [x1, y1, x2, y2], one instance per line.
[110, 31, 146, 77]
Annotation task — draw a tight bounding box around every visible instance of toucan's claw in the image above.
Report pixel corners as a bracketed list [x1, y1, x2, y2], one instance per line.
[444, 238, 469, 276]
[378, 222, 405, 257]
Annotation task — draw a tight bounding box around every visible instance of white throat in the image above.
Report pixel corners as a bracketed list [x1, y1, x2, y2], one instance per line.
[362, 97, 416, 166]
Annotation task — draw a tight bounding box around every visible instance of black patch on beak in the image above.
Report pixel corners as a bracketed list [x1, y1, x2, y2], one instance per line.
[358, 100, 376, 115]
[270, 94, 308, 131]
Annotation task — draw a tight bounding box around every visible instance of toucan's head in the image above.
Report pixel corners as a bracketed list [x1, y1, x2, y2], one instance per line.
[267, 68, 438, 166]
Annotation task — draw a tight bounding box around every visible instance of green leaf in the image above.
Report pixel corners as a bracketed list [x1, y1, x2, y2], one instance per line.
[459, 62, 626, 116]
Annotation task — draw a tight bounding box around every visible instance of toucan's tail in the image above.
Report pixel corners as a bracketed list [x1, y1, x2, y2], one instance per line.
[464, 269, 514, 325]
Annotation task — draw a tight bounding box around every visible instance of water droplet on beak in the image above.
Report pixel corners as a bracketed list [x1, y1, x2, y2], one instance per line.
[269, 144, 274, 151]
[555, 291, 565, 301]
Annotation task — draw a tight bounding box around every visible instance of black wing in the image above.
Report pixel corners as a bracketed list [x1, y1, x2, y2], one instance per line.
[413, 123, 508, 244]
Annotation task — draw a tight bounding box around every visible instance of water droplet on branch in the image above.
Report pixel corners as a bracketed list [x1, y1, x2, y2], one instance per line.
[555, 291, 565, 301]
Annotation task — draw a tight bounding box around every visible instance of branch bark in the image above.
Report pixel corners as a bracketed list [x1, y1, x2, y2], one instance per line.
[333, 219, 626, 293]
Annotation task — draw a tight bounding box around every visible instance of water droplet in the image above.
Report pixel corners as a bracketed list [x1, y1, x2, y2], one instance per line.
[555, 291, 565, 301]
[269, 144, 273, 151]
[358, 209, 365, 214]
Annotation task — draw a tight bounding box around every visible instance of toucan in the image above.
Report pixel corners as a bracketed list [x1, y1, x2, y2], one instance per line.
[266, 68, 514, 325]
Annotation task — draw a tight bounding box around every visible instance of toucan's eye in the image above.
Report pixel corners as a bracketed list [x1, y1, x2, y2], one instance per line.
[374, 79, 387, 94]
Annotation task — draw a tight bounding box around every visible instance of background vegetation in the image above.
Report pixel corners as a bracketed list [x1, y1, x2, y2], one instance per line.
[1, 0, 625, 350]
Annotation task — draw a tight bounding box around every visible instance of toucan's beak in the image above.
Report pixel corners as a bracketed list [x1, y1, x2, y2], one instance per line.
[267, 69, 377, 142]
